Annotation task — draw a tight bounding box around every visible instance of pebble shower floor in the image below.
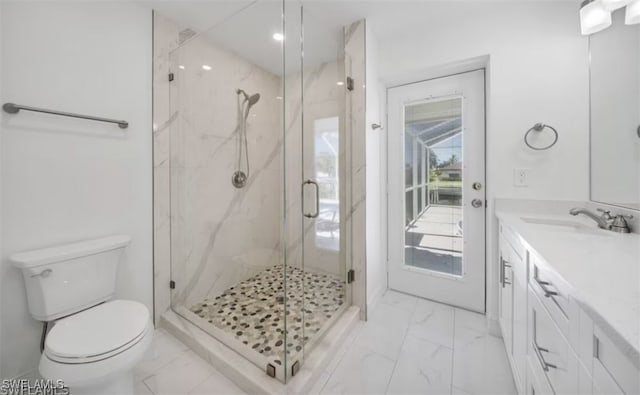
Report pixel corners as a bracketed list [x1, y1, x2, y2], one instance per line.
[189, 265, 345, 367]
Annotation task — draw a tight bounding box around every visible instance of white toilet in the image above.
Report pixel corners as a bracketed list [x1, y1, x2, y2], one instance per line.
[11, 235, 153, 395]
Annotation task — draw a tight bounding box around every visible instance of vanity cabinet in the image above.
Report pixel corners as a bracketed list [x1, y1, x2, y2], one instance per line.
[498, 223, 527, 393]
[497, 219, 640, 395]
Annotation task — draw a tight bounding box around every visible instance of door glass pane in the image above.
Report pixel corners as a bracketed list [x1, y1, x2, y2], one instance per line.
[405, 190, 414, 226]
[404, 98, 463, 276]
[404, 133, 414, 188]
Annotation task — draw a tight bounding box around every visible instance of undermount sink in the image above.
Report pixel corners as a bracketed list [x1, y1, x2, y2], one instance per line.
[519, 217, 612, 237]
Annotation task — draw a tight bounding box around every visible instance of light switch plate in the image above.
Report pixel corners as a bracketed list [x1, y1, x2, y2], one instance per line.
[514, 168, 528, 187]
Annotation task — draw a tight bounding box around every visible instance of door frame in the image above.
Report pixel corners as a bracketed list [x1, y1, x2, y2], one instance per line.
[385, 68, 487, 313]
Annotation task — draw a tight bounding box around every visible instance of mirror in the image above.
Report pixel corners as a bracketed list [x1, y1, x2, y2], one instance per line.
[590, 9, 640, 210]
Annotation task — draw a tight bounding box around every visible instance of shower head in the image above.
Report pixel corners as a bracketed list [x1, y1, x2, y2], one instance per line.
[246, 93, 260, 107]
[237, 89, 261, 107]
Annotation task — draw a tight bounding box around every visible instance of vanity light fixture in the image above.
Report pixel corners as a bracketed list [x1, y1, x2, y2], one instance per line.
[626, 0, 640, 23]
[580, 0, 612, 35]
[273, 33, 284, 42]
[601, 0, 632, 10]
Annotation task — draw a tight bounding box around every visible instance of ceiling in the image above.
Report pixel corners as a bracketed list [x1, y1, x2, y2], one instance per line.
[137, 0, 349, 75]
[136, 0, 581, 75]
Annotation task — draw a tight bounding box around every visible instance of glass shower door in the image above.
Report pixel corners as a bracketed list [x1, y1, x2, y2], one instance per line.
[298, 2, 350, 365]
[167, 0, 292, 382]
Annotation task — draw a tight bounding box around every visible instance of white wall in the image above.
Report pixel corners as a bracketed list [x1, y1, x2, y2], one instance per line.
[0, 1, 3, 381]
[0, 2, 152, 379]
[374, 1, 589, 322]
[365, 23, 387, 309]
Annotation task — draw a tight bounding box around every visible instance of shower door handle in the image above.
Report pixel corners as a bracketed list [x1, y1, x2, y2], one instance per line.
[302, 179, 320, 218]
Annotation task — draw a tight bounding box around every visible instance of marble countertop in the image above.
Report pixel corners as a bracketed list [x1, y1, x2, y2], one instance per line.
[495, 208, 640, 366]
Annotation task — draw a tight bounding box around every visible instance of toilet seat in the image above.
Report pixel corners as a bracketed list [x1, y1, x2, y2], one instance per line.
[45, 300, 150, 364]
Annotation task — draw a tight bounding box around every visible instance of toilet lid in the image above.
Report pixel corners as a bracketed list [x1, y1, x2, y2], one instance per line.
[45, 300, 150, 362]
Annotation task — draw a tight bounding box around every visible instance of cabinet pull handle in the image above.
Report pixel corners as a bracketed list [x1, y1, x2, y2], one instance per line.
[535, 278, 558, 298]
[500, 256, 511, 288]
[533, 343, 558, 372]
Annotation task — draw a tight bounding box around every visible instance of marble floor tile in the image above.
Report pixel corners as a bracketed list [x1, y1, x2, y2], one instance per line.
[367, 302, 414, 334]
[378, 290, 419, 313]
[321, 344, 396, 395]
[324, 321, 364, 375]
[452, 318, 516, 395]
[454, 308, 490, 336]
[407, 298, 455, 349]
[187, 370, 245, 395]
[136, 291, 515, 395]
[134, 329, 191, 382]
[353, 319, 408, 360]
[134, 381, 154, 395]
[386, 334, 454, 395]
[143, 351, 216, 395]
[307, 371, 331, 395]
[452, 385, 473, 395]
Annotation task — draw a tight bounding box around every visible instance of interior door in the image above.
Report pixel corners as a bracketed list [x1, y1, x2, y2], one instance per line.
[387, 70, 486, 312]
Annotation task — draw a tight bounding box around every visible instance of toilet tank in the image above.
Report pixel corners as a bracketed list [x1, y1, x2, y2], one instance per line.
[11, 235, 132, 321]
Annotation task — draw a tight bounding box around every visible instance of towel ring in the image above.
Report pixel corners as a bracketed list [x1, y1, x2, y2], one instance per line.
[524, 123, 558, 151]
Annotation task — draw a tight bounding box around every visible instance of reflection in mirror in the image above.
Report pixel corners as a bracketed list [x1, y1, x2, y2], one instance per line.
[590, 9, 640, 210]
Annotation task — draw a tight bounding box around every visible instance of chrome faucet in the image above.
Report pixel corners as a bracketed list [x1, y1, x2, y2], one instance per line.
[569, 207, 633, 233]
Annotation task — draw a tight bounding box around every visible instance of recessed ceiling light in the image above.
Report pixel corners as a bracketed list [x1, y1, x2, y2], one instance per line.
[273, 33, 284, 41]
[202, 65, 212, 71]
[276, 96, 283, 100]
[336, 81, 344, 86]
[178, 65, 185, 70]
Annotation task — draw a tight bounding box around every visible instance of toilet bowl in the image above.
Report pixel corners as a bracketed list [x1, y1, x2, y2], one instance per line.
[40, 300, 153, 394]
[11, 235, 153, 395]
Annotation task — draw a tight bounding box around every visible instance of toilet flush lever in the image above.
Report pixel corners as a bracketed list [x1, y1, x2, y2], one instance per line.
[31, 269, 52, 278]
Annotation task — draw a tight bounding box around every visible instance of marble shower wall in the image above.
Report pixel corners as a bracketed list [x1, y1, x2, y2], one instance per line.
[153, 13, 283, 314]
[344, 20, 367, 319]
[170, 36, 282, 309]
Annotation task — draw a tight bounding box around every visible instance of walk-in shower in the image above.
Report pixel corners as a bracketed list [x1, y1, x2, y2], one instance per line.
[232, 89, 260, 188]
[157, 0, 353, 383]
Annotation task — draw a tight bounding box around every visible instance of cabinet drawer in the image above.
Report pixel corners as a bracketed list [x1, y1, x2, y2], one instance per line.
[593, 357, 624, 395]
[529, 287, 578, 394]
[579, 360, 594, 395]
[529, 255, 572, 338]
[527, 355, 554, 395]
[592, 326, 640, 395]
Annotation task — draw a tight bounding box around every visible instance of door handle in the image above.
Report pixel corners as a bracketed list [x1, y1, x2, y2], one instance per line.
[471, 199, 483, 208]
[302, 179, 319, 218]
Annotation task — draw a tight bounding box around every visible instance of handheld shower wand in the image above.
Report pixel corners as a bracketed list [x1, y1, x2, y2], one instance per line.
[232, 89, 261, 188]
